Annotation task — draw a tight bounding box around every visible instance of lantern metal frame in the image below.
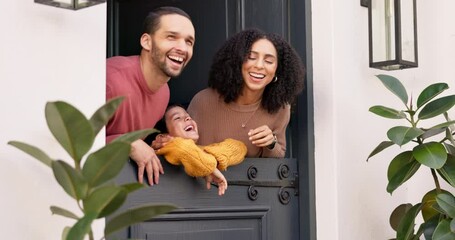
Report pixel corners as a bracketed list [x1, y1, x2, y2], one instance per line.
[34, 0, 105, 10]
[362, 0, 418, 70]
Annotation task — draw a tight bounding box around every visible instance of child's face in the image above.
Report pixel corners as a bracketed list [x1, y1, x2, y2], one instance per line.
[164, 106, 199, 141]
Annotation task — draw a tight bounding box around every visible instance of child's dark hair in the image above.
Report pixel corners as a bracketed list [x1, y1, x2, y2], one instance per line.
[144, 103, 187, 144]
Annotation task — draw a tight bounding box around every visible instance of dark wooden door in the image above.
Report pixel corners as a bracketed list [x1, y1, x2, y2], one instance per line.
[107, 0, 313, 239]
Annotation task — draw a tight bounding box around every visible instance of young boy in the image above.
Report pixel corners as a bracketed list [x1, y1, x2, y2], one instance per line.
[155, 104, 247, 196]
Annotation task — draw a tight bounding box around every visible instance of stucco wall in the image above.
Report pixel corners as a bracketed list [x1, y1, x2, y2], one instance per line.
[0, 1, 106, 239]
[313, 0, 455, 239]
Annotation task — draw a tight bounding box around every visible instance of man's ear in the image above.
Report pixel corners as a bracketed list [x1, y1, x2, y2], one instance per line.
[140, 33, 152, 51]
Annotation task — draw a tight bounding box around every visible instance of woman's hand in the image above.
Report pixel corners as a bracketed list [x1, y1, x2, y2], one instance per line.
[248, 125, 276, 148]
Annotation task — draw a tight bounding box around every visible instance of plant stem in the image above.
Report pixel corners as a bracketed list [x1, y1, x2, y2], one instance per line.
[447, 128, 455, 146]
[431, 169, 441, 193]
[89, 230, 94, 240]
[409, 111, 418, 128]
[78, 200, 83, 212]
[75, 162, 81, 171]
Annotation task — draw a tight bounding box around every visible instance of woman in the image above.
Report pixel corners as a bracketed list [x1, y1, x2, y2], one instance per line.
[187, 28, 305, 157]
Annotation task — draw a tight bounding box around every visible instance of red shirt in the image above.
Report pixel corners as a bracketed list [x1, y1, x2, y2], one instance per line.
[106, 56, 169, 143]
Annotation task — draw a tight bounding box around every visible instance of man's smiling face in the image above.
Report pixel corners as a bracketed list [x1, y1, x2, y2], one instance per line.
[149, 14, 195, 78]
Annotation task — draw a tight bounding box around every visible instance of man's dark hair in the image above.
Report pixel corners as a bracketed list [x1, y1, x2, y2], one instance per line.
[142, 6, 192, 35]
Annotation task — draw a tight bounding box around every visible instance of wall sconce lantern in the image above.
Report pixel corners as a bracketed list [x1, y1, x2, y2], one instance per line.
[362, 0, 418, 70]
[35, 0, 105, 10]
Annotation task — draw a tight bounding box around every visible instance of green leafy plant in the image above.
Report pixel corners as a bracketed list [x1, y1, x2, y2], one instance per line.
[8, 97, 176, 240]
[367, 74, 455, 240]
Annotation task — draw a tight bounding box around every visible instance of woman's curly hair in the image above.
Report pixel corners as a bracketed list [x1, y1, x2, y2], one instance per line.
[208, 28, 305, 114]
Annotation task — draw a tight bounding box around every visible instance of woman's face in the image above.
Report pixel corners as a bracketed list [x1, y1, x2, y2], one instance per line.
[164, 106, 199, 141]
[241, 38, 278, 95]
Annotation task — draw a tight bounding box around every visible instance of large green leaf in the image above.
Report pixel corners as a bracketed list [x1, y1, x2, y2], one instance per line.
[369, 106, 407, 119]
[429, 120, 455, 130]
[413, 225, 424, 240]
[433, 219, 455, 240]
[413, 142, 447, 169]
[396, 203, 422, 240]
[50, 206, 79, 220]
[451, 219, 455, 233]
[417, 83, 449, 109]
[376, 74, 409, 106]
[422, 215, 440, 240]
[89, 97, 124, 136]
[112, 128, 159, 144]
[83, 186, 125, 217]
[443, 144, 455, 156]
[52, 160, 88, 200]
[120, 183, 145, 193]
[387, 127, 424, 146]
[62, 227, 70, 240]
[97, 190, 127, 218]
[7, 141, 53, 167]
[421, 189, 445, 222]
[66, 212, 97, 240]
[45, 101, 94, 164]
[436, 192, 455, 218]
[421, 128, 446, 140]
[388, 151, 414, 181]
[390, 204, 413, 231]
[418, 95, 455, 120]
[82, 142, 130, 187]
[432, 201, 447, 215]
[367, 141, 395, 161]
[387, 159, 421, 194]
[105, 204, 176, 237]
[437, 154, 455, 187]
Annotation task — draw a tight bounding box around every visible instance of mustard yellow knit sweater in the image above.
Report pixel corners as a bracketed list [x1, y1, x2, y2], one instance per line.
[156, 137, 247, 177]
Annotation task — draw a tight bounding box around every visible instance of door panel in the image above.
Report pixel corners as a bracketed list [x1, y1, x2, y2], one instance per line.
[110, 158, 298, 240]
[242, 0, 289, 36]
[135, 207, 267, 240]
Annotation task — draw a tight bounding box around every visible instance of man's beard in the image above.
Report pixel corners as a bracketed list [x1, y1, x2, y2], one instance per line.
[151, 43, 185, 78]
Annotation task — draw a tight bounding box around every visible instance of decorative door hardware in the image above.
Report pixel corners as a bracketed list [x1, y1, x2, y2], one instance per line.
[229, 164, 299, 205]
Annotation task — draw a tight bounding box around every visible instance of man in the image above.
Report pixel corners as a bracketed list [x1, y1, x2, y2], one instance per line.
[106, 6, 195, 186]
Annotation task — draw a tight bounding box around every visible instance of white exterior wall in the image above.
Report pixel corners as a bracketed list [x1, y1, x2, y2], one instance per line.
[313, 0, 455, 239]
[0, 1, 106, 239]
[1, 0, 454, 239]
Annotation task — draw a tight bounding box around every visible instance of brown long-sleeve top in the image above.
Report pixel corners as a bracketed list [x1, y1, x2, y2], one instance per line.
[187, 88, 290, 158]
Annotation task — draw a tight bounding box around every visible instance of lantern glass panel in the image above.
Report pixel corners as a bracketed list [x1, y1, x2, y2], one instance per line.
[34, 0, 104, 10]
[400, 0, 416, 62]
[371, 0, 396, 63]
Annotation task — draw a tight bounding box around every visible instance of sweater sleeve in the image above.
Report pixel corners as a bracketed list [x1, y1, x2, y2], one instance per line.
[156, 137, 217, 177]
[203, 138, 247, 171]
